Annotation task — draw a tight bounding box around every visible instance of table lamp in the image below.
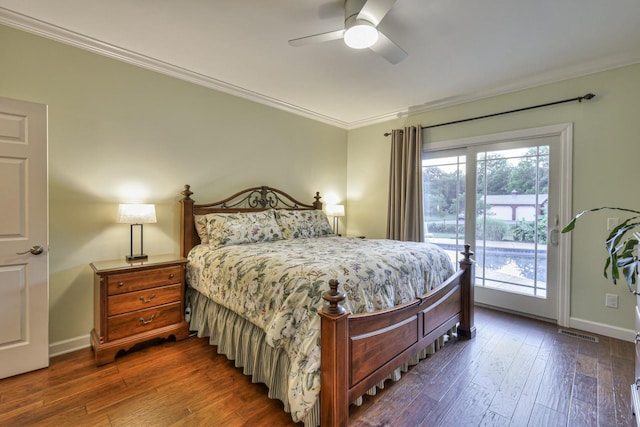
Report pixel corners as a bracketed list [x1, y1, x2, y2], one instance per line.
[326, 204, 345, 236]
[117, 203, 157, 261]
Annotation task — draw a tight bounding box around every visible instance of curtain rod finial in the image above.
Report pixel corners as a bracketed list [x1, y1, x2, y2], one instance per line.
[581, 93, 595, 101]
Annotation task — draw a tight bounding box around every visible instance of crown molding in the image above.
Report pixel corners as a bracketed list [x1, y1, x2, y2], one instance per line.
[352, 51, 640, 130]
[0, 8, 351, 129]
[391, 52, 640, 123]
[2, 7, 639, 132]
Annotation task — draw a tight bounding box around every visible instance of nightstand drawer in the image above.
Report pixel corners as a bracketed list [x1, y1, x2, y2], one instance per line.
[107, 302, 183, 341]
[107, 284, 183, 316]
[107, 266, 183, 295]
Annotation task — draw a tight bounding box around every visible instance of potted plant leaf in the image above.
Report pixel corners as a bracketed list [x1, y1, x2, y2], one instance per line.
[562, 207, 640, 293]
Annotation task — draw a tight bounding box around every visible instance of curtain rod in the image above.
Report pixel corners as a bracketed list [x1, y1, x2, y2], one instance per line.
[383, 93, 595, 137]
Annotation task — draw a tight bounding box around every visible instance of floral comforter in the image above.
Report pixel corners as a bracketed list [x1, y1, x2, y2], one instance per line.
[186, 236, 455, 422]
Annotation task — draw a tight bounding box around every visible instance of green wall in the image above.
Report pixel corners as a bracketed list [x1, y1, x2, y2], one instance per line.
[347, 63, 640, 335]
[0, 24, 347, 347]
[2, 20, 639, 347]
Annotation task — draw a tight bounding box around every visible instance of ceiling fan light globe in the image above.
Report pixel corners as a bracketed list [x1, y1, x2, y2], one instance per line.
[344, 24, 378, 49]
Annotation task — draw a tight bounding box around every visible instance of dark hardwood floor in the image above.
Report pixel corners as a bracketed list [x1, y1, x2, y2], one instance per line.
[0, 307, 635, 426]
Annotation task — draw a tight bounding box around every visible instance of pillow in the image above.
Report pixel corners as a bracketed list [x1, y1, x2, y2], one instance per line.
[194, 215, 209, 245]
[201, 210, 283, 247]
[275, 209, 333, 239]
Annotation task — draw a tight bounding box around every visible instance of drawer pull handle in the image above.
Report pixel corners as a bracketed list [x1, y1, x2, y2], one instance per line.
[139, 293, 156, 303]
[140, 314, 156, 325]
[118, 281, 125, 287]
[169, 273, 175, 279]
[636, 333, 640, 345]
[636, 378, 640, 389]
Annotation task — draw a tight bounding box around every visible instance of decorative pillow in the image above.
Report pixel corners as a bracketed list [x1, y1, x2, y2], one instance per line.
[202, 210, 283, 247]
[275, 209, 333, 239]
[194, 215, 209, 245]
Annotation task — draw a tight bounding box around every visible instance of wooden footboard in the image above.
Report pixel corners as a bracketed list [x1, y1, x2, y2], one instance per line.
[319, 245, 475, 427]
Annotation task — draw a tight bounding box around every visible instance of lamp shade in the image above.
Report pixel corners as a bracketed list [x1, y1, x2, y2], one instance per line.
[326, 204, 345, 217]
[117, 204, 157, 224]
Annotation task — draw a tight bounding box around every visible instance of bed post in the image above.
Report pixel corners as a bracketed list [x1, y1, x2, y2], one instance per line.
[313, 191, 323, 210]
[458, 244, 476, 339]
[319, 279, 349, 427]
[180, 184, 196, 258]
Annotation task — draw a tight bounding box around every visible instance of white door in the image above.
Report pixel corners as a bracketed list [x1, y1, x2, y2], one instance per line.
[0, 96, 49, 379]
[423, 125, 572, 323]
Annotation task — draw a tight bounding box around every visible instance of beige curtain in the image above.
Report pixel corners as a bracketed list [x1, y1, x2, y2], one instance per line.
[386, 126, 424, 242]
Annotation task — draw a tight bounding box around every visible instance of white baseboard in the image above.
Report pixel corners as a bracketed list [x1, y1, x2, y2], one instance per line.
[569, 316, 635, 343]
[49, 334, 91, 358]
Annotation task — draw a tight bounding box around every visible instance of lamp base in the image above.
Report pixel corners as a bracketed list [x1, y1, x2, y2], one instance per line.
[125, 254, 148, 262]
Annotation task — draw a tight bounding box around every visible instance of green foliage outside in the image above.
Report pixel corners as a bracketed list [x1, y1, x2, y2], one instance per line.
[512, 217, 547, 244]
[424, 147, 549, 244]
[476, 217, 509, 241]
[423, 147, 549, 217]
[427, 215, 547, 243]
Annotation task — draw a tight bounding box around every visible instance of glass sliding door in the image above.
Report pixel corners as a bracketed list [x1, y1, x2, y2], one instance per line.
[423, 127, 571, 322]
[474, 146, 549, 298]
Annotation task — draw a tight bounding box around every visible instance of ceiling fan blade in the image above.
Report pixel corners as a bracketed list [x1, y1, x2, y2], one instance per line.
[288, 29, 346, 47]
[369, 31, 407, 64]
[357, 0, 397, 26]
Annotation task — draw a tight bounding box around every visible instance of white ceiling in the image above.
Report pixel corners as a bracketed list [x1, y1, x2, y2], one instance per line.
[1, 0, 639, 129]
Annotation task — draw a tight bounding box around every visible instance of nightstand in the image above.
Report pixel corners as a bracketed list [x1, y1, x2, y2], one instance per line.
[89, 254, 190, 365]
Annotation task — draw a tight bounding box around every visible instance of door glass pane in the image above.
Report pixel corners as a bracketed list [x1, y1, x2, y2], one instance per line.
[422, 154, 466, 265]
[475, 146, 549, 298]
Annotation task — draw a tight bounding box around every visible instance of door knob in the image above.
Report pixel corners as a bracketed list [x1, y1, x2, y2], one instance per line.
[16, 245, 44, 255]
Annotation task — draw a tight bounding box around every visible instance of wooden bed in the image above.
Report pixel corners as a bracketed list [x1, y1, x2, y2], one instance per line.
[179, 184, 475, 427]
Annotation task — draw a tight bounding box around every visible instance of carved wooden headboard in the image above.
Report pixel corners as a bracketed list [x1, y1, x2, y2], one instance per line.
[179, 184, 323, 257]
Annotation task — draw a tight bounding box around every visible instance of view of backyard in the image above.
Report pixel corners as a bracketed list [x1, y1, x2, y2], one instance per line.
[423, 146, 549, 298]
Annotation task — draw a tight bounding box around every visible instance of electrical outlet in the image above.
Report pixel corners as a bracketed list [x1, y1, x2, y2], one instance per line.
[605, 293, 618, 308]
[607, 218, 619, 230]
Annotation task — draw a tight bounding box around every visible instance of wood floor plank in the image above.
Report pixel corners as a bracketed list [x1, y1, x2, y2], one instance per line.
[535, 341, 577, 416]
[29, 405, 112, 427]
[417, 374, 473, 427]
[1, 306, 637, 427]
[421, 339, 484, 403]
[168, 404, 247, 427]
[387, 392, 438, 427]
[568, 396, 597, 427]
[597, 363, 618, 427]
[528, 402, 566, 426]
[487, 343, 538, 419]
[1, 375, 125, 426]
[473, 331, 525, 391]
[596, 335, 614, 367]
[479, 410, 511, 427]
[501, 352, 547, 425]
[107, 394, 193, 427]
[84, 383, 156, 415]
[611, 355, 635, 426]
[0, 399, 44, 424]
[42, 369, 125, 406]
[573, 371, 598, 406]
[576, 351, 598, 378]
[435, 381, 495, 427]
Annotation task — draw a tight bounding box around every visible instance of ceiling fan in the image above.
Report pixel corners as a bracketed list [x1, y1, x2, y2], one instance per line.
[288, 0, 407, 64]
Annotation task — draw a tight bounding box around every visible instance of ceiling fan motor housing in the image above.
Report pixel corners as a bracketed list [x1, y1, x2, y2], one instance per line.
[345, 0, 370, 27]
